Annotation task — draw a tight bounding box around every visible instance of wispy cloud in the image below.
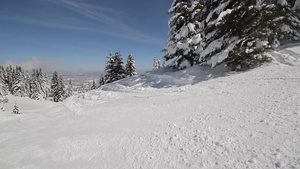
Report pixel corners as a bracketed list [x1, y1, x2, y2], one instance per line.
[0, 0, 165, 45]
[55, 0, 165, 45]
[58, 0, 124, 27]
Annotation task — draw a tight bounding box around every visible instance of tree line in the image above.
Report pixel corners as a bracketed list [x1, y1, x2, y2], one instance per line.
[0, 51, 137, 104]
[97, 51, 137, 88]
[0, 65, 73, 104]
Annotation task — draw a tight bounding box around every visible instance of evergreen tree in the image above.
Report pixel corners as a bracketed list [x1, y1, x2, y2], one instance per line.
[64, 80, 74, 98]
[37, 68, 49, 99]
[153, 56, 165, 70]
[125, 53, 137, 76]
[29, 69, 40, 100]
[153, 56, 160, 70]
[99, 74, 106, 88]
[163, 0, 203, 69]
[91, 80, 97, 90]
[51, 71, 65, 102]
[105, 51, 126, 83]
[0, 83, 7, 104]
[196, 0, 300, 70]
[58, 76, 65, 101]
[0, 66, 8, 103]
[113, 52, 126, 80]
[164, 0, 300, 70]
[12, 102, 21, 114]
[29, 68, 49, 100]
[8, 66, 28, 97]
[105, 51, 115, 83]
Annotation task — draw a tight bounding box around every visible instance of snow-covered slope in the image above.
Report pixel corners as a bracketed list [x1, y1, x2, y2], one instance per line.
[0, 46, 300, 169]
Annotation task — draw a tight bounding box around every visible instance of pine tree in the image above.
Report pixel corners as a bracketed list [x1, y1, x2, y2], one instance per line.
[125, 53, 137, 76]
[153, 56, 165, 70]
[91, 80, 97, 90]
[37, 68, 49, 99]
[113, 52, 126, 80]
[12, 102, 21, 114]
[6, 66, 29, 97]
[196, 0, 300, 70]
[105, 51, 115, 83]
[64, 80, 74, 98]
[153, 56, 160, 70]
[29, 69, 40, 100]
[51, 71, 65, 102]
[57, 76, 65, 102]
[105, 51, 126, 83]
[163, 0, 203, 69]
[0, 83, 7, 104]
[164, 0, 300, 70]
[0, 66, 8, 103]
[99, 74, 106, 88]
[29, 68, 49, 100]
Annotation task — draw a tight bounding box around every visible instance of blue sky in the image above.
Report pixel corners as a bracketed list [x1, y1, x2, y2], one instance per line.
[0, 0, 172, 73]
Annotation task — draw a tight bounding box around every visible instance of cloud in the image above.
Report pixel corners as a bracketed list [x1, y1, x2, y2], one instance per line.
[58, 0, 124, 27]
[56, 0, 165, 45]
[0, 56, 84, 74]
[0, 0, 165, 45]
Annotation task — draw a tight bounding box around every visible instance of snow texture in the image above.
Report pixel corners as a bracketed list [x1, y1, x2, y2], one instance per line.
[293, 0, 300, 9]
[0, 46, 300, 169]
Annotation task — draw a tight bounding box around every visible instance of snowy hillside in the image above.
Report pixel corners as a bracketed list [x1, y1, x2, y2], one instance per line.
[0, 45, 300, 169]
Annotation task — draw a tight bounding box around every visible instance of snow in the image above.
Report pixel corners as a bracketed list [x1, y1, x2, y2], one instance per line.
[277, 0, 287, 6]
[293, 0, 300, 9]
[199, 37, 224, 58]
[206, 1, 230, 26]
[281, 25, 292, 33]
[199, 37, 239, 67]
[207, 37, 239, 67]
[216, 9, 233, 24]
[0, 46, 300, 168]
[191, 34, 202, 45]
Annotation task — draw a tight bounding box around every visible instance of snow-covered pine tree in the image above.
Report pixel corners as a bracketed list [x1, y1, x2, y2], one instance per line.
[113, 52, 126, 80]
[4, 66, 13, 92]
[163, 0, 204, 69]
[0, 82, 7, 105]
[9, 66, 28, 97]
[105, 51, 126, 83]
[125, 53, 137, 76]
[64, 80, 73, 98]
[153, 56, 166, 70]
[153, 56, 160, 70]
[195, 0, 300, 70]
[91, 80, 97, 90]
[51, 71, 65, 102]
[36, 68, 49, 99]
[105, 51, 115, 83]
[29, 69, 41, 100]
[0, 66, 8, 103]
[57, 76, 65, 102]
[99, 74, 106, 88]
[12, 102, 21, 114]
[157, 59, 162, 69]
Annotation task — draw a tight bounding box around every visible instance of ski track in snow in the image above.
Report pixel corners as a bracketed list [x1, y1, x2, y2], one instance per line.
[0, 47, 300, 169]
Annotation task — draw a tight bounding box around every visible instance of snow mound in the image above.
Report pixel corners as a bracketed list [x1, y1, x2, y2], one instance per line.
[269, 43, 300, 65]
[101, 66, 230, 92]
